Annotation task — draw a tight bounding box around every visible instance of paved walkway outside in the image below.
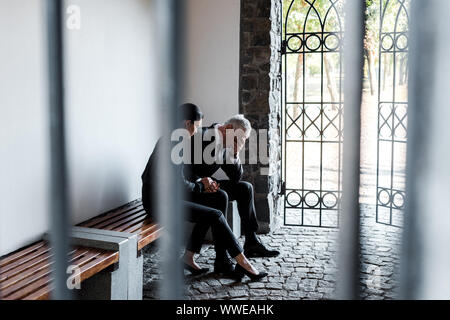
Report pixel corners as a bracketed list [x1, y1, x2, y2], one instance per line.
[142, 204, 401, 300]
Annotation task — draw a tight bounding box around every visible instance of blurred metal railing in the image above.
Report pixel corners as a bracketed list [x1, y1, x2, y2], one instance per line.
[154, 0, 185, 300]
[401, 0, 450, 300]
[337, 0, 366, 300]
[45, 0, 72, 300]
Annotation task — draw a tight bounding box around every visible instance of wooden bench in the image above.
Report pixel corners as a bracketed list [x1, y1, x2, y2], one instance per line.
[78, 199, 162, 251]
[0, 199, 162, 300]
[0, 241, 118, 300]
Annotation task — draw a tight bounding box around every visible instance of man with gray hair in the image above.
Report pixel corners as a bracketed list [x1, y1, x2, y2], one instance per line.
[185, 114, 280, 277]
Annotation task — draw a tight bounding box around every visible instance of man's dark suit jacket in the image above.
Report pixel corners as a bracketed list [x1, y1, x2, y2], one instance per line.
[184, 124, 244, 184]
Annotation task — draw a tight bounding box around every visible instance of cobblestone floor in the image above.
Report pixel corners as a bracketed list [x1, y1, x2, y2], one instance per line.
[142, 204, 402, 300]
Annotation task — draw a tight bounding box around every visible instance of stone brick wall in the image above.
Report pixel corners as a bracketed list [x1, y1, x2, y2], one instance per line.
[239, 0, 282, 233]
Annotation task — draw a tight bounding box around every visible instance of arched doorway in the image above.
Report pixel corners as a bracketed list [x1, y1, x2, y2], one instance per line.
[376, 0, 410, 227]
[281, 0, 410, 228]
[282, 0, 344, 228]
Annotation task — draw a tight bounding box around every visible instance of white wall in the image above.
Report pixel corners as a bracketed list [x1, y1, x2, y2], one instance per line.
[64, 0, 158, 224]
[185, 0, 241, 126]
[0, 0, 50, 256]
[0, 0, 159, 255]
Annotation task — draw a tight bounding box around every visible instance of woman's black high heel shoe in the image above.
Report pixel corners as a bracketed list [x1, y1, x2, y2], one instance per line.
[234, 264, 267, 281]
[183, 262, 209, 276]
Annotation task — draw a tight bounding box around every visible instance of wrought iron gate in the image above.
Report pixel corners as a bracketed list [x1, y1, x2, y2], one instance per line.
[376, 0, 410, 227]
[282, 0, 344, 228]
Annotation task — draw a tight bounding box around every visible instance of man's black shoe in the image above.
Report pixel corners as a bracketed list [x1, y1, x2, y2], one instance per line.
[244, 240, 280, 258]
[214, 256, 239, 278]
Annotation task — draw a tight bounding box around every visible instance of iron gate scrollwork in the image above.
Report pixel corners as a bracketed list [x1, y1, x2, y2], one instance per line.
[376, 0, 410, 228]
[282, 0, 344, 228]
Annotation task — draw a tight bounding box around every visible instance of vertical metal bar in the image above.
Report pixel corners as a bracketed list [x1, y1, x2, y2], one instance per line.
[337, 0, 365, 300]
[281, 0, 288, 227]
[390, 2, 398, 225]
[337, 9, 343, 229]
[280, 0, 284, 225]
[45, 0, 72, 300]
[301, 21, 306, 228]
[402, 0, 450, 300]
[400, 0, 426, 299]
[376, 0, 383, 225]
[320, 19, 324, 228]
[155, 0, 185, 300]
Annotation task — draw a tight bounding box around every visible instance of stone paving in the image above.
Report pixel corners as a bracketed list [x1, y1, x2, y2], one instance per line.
[142, 204, 402, 300]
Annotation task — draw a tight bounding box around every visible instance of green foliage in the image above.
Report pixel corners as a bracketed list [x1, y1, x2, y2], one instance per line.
[283, 0, 344, 35]
[283, 0, 344, 75]
[365, 0, 379, 53]
[308, 64, 321, 76]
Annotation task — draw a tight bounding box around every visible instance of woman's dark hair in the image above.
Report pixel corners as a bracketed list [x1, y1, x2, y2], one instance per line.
[179, 103, 204, 122]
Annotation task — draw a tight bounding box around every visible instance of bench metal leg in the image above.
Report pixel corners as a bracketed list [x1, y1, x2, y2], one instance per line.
[69, 227, 142, 300]
[129, 251, 144, 300]
[77, 263, 127, 300]
[227, 200, 241, 239]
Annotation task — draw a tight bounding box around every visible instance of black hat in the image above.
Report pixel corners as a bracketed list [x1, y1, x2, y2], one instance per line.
[179, 103, 204, 122]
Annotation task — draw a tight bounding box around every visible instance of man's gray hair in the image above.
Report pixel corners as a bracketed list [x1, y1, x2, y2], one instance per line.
[225, 114, 252, 137]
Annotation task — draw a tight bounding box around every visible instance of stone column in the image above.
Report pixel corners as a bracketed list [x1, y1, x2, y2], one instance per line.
[239, 0, 282, 233]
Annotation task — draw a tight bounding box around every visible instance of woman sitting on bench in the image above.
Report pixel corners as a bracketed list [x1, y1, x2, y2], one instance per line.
[141, 103, 267, 281]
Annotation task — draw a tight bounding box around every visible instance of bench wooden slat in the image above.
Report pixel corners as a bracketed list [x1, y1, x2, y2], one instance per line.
[0, 246, 119, 300]
[109, 215, 148, 233]
[79, 200, 162, 250]
[71, 250, 103, 268]
[90, 207, 145, 230]
[1, 250, 50, 282]
[3, 274, 52, 300]
[124, 218, 156, 234]
[85, 206, 145, 230]
[136, 223, 161, 236]
[0, 247, 81, 283]
[78, 251, 119, 283]
[23, 284, 52, 300]
[0, 266, 50, 298]
[17, 251, 119, 301]
[138, 225, 163, 251]
[1, 244, 50, 274]
[79, 199, 162, 251]
[78, 201, 142, 228]
[0, 241, 46, 268]
[70, 248, 94, 262]
[0, 249, 98, 297]
[1, 257, 51, 291]
[0, 247, 85, 285]
[0, 247, 89, 292]
[21, 250, 119, 301]
[103, 210, 147, 231]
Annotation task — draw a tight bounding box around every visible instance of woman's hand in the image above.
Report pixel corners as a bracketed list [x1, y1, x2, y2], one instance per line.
[201, 177, 220, 193]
